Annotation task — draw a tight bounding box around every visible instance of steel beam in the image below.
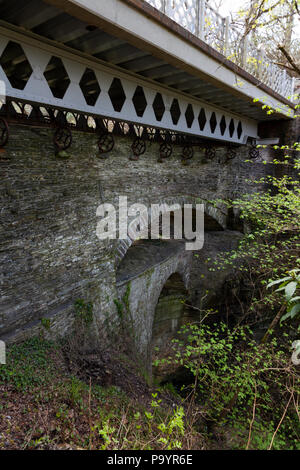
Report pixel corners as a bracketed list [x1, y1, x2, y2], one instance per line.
[0, 25, 258, 144]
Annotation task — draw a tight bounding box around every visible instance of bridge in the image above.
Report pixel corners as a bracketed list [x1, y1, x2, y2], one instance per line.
[0, 0, 297, 372]
[0, 0, 296, 150]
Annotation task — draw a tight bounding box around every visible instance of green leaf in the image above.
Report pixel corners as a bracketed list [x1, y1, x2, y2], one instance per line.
[267, 276, 291, 288]
[285, 282, 297, 301]
[289, 303, 300, 319]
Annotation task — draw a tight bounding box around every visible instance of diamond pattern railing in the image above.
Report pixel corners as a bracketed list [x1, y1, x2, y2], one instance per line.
[145, 0, 295, 101]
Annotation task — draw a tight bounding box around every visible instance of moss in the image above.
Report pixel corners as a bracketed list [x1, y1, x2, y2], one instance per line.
[123, 282, 131, 314]
[74, 299, 93, 325]
[56, 150, 71, 159]
[113, 299, 124, 320]
[41, 318, 51, 330]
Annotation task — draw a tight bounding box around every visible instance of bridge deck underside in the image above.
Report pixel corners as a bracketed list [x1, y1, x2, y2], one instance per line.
[116, 239, 186, 285]
[0, 0, 291, 128]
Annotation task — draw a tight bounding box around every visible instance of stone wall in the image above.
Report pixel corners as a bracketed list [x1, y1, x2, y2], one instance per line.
[0, 123, 272, 348]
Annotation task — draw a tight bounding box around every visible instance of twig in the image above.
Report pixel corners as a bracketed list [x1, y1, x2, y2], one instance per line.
[278, 45, 300, 76]
[246, 382, 257, 450]
[268, 392, 293, 450]
[274, 62, 297, 73]
[260, 304, 285, 344]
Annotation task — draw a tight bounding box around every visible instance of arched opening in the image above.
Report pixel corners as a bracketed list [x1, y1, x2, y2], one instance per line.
[116, 206, 224, 282]
[151, 273, 188, 353]
[157, 208, 224, 240]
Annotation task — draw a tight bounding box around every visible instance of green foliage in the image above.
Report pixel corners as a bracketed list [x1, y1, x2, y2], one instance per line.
[155, 322, 299, 449]
[268, 268, 300, 323]
[67, 376, 87, 409]
[41, 317, 51, 330]
[113, 299, 124, 320]
[92, 392, 185, 450]
[74, 299, 93, 325]
[123, 283, 131, 313]
[207, 145, 300, 327]
[0, 337, 56, 391]
[114, 283, 131, 322]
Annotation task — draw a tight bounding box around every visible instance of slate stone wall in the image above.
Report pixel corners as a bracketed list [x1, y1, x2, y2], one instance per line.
[0, 123, 273, 345]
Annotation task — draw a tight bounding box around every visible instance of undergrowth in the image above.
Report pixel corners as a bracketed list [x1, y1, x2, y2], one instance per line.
[1, 327, 298, 450]
[0, 337, 203, 450]
[154, 321, 300, 450]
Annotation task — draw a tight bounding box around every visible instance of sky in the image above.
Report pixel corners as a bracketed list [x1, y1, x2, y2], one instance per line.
[217, 0, 242, 16]
[216, 0, 300, 37]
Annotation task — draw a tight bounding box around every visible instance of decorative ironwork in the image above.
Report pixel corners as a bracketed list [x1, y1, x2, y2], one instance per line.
[158, 142, 173, 162]
[0, 30, 256, 144]
[181, 145, 194, 160]
[225, 147, 236, 163]
[205, 146, 216, 160]
[53, 127, 72, 152]
[0, 98, 244, 164]
[130, 138, 146, 161]
[0, 118, 9, 148]
[98, 132, 115, 158]
[249, 143, 260, 160]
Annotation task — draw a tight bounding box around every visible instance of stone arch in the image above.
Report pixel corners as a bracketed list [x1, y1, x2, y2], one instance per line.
[151, 272, 188, 354]
[116, 246, 191, 369]
[114, 195, 227, 267]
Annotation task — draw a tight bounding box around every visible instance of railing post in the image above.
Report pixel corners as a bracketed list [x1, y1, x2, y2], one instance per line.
[281, 69, 287, 97]
[271, 63, 275, 89]
[198, 0, 205, 40]
[290, 77, 295, 101]
[242, 35, 248, 69]
[162, 0, 166, 14]
[195, 0, 199, 37]
[258, 48, 265, 79]
[224, 16, 230, 57]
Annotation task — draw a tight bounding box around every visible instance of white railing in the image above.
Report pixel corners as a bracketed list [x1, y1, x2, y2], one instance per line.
[145, 0, 295, 101]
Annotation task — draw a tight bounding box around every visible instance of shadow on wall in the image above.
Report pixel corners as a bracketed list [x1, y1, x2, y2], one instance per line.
[151, 272, 188, 355]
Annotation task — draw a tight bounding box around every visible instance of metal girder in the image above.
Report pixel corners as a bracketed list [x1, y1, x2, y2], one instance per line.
[119, 55, 165, 73]
[160, 73, 195, 87]
[0, 0, 294, 124]
[0, 26, 258, 144]
[101, 45, 146, 65]
[35, 16, 87, 43]
[4, 2, 60, 30]
[142, 65, 180, 80]
[70, 34, 124, 56]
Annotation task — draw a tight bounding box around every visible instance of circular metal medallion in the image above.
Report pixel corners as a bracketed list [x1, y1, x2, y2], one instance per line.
[249, 144, 260, 160]
[54, 127, 72, 151]
[159, 142, 172, 161]
[225, 147, 236, 162]
[130, 138, 146, 161]
[205, 146, 216, 160]
[181, 146, 194, 160]
[98, 132, 115, 155]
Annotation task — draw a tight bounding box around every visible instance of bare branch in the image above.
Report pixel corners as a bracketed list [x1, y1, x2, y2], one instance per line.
[278, 45, 300, 76]
[274, 62, 298, 72]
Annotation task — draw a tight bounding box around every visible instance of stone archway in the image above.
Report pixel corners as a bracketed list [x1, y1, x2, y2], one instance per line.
[114, 195, 227, 267]
[151, 272, 188, 353]
[116, 246, 191, 373]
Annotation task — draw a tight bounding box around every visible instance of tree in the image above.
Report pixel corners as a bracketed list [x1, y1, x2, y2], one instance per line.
[230, 0, 300, 77]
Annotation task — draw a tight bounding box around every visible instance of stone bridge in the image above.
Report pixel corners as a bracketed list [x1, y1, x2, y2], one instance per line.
[116, 239, 191, 369]
[0, 0, 298, 373]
